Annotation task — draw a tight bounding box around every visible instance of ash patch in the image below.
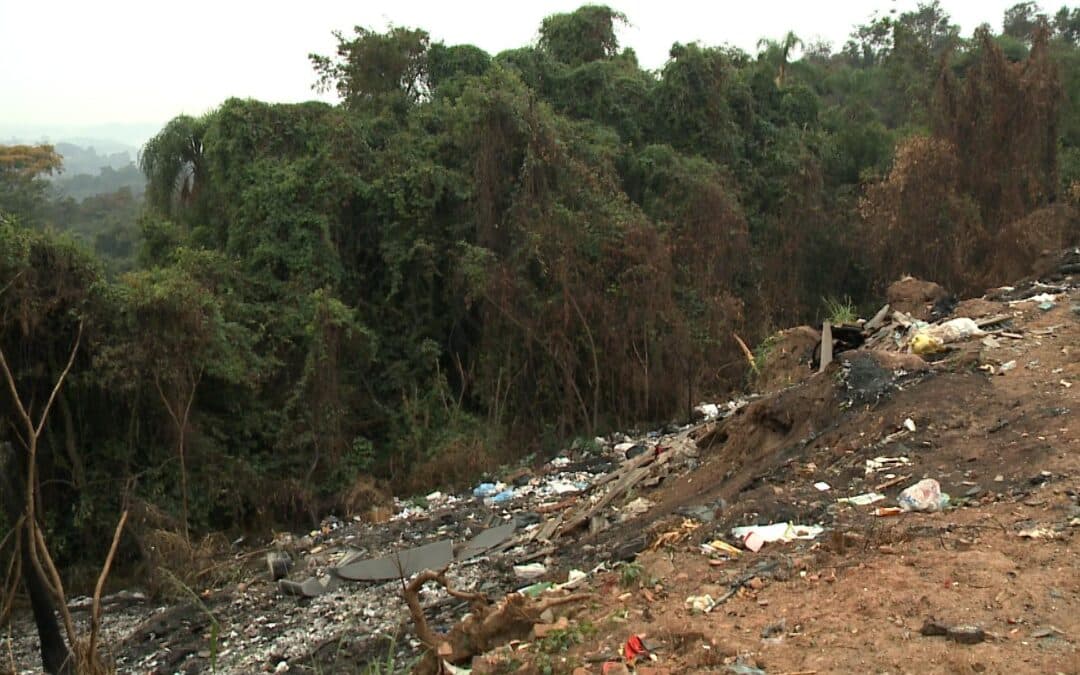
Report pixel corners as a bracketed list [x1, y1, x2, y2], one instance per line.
[839, 352, 926, 407]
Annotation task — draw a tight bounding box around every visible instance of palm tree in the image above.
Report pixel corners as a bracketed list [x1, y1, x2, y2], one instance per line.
[757, 31, 804, 87]
[138, 115, 208, 219]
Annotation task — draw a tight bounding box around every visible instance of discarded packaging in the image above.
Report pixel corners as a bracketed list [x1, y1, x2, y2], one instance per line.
[622, 634, 650, 662]
[513, 563, 547, 579]
[903, 417, 916, 432]
[519, 581, 554, 598]
[911, 333, 944, 355]
[837, 492, 886, 506]
[731, 523, 824, 551]
[701, 540, 742, 557]
[473, 482, 500, 498]
[491, 489, 515, 503]
[558, 569, 588, 590]
[898, 478, 949, 512]
[865, 456, 912, 474]
[874, 507, 903, 517]
[685, 594, 717, 614]
[914, 317, 985, 346]
[813, 481, 831, 491]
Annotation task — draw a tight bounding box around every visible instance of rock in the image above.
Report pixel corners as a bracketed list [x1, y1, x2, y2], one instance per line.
[921, 618, 985, 644]
[947, 625, 987, 644]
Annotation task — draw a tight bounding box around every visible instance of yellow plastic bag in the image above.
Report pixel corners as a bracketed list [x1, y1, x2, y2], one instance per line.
[911, 333, 944, 355]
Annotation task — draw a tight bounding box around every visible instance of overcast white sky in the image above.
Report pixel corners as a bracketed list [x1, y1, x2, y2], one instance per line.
[0, 0, 1029, 147]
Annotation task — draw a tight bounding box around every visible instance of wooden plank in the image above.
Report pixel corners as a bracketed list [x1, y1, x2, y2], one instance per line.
[559, 466, 652, 537]
[591, 450, 655, 488]
[819, 321, 833, 373]
[975, 314, 1012, 328]
[864, 304, 891, 331]
[536, 516, 562, 543]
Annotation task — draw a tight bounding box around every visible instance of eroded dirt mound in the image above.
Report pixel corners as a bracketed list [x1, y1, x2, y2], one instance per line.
[887, 276, 950, 320]
[753, 326, 819, 394]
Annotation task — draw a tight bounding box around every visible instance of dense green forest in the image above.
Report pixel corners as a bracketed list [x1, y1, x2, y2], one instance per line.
[1, 2, 1078, 580]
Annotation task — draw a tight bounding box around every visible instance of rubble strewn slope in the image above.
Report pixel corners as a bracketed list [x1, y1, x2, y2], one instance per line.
[8, 250, 1080, 673]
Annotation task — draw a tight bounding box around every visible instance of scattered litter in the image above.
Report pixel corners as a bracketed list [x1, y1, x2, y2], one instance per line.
[513, 563, 547, 579]
[472, 482, 501, 498]
[1038, 300, 1055, 311]
[865, 456, 912, 475]
[874, 474, 910, 491]
[278, 575, 339, 598]
[813, 481, 831, 492]
[266, 551, 292, 580]
[838, 492, 886, 506]
[558, 569, 588, 590]
[732, 523, 824, 551]
[491, 489, 515, 503]
[1000, 360, 1017, 373]
[685, 594, 717, 614]
[911, 333, 944, 355]
[724, 663, 766, 675]
[519, 581, 554, 598]
[874, 507, 904, 517]
[694, 402, 721, 420]
[622, 634, 651, 663]
[903, 417, 916, 432]
[911, 318, 984, 353]
[1031, 626, 1066, 639]
[898, 478, 949, 512]
[701, 540, 742, 558]
[455, 521, 516, 561]
[622, 497, 654, 517]
[547, 479, 585, 495]
[335, 539, 454, 581]
[1010, 292, 1059, 306]
[1017, 526, 1056, 540]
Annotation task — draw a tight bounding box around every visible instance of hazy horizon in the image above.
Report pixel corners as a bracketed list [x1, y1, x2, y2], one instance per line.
[1, 0, 1033, 149]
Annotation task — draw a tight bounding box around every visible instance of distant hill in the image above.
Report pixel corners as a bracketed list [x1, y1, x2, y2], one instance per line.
[53, 142, 135, 175]
[0, 139, 147, 201]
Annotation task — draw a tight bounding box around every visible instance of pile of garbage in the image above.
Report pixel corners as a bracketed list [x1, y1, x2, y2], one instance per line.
[86, 397, 754, 674]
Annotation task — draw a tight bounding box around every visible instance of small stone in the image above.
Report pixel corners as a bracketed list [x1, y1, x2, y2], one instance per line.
[947, 625, 986, 644]
[747, 577, 764, 590]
